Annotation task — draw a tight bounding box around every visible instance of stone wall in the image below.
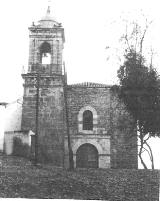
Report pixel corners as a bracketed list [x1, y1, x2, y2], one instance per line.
[64, 85, 111, 168]
[28, 27, 64, 74]
[110, 90, 138, 168]
[66, 85, 111, 135]
[20, 79, 137, 168]
[65, 84, 137, 169]
[21, 74, 65, 165]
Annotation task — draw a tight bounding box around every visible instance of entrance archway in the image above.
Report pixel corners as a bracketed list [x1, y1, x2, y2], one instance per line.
[76, 143, 98, 168]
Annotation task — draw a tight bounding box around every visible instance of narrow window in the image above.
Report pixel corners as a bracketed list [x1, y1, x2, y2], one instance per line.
[83, 110, 93, 130]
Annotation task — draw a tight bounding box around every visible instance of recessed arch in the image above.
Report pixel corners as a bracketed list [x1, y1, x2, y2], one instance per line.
[72, 140, 103, 155]
[76, 143, 98, 168]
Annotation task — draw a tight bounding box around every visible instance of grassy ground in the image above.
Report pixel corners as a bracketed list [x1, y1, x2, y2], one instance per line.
[0, 155, 159, 200]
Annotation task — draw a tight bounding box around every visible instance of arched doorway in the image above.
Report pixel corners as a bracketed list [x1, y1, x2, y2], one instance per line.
[76, 143, 98, 168]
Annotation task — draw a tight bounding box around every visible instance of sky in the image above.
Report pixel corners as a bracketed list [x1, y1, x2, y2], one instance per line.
[0, 0, 160, 168]
[1, 0, 160, 102]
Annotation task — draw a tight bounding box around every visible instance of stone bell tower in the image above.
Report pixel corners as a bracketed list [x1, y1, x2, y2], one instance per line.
[21, 5, 66, 165]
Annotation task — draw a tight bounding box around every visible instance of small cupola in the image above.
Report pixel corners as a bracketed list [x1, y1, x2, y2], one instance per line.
[38, 5, 60, 28]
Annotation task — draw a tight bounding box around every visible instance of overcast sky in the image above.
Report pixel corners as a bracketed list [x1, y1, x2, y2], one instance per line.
[0, 0, 160, 102]
[0, 0, 160, 168]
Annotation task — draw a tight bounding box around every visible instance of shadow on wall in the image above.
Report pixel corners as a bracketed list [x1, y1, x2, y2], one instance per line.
[12, 137, 31, 158]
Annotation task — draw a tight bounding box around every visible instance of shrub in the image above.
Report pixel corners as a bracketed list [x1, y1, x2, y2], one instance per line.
[12, 137, 30, 158]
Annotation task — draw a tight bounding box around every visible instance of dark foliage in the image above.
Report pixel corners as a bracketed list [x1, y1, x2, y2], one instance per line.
[117, 49, 160, 169]
[118, 50, 160, 137]
[12, 137, 30, 158]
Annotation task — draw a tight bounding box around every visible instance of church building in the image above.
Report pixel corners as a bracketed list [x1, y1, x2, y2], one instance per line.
[4, 6, 137, 169]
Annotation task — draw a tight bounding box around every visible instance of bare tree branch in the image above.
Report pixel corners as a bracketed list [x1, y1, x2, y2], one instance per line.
[145, 141, 154, 169]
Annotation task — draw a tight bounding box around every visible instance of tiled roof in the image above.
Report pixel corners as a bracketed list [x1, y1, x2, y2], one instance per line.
[67, 82, 112, 88]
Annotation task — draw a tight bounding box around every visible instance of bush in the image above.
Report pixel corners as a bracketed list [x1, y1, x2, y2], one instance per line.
[12, 137, 30, 158]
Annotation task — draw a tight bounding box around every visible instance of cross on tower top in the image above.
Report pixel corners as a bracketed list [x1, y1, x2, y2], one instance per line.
[47, 0, 52, 14]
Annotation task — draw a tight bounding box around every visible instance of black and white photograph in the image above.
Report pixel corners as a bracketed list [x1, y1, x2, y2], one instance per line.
[0, 0, 160, 200]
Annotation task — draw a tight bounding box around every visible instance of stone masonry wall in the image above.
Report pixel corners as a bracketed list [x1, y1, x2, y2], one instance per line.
[21, 75, 65, 165]
[28, 28, 64, 74]
[66, 86, 111, 136]
[110, 90, 138, 168]
[65, 85, 137, 169]
[64, 86, 111, 168]
[21, 80, 137, 168]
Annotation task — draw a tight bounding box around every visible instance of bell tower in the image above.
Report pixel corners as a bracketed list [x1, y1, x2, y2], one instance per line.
[21, 5, 66, 165]
[28, 5, 65, 74]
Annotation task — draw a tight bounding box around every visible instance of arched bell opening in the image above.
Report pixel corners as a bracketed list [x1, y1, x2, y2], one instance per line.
[40, 42, 51, 64]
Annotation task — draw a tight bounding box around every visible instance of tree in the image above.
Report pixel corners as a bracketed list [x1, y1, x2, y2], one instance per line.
[63, 67, 74, 170]
[117, 19, 160, 169]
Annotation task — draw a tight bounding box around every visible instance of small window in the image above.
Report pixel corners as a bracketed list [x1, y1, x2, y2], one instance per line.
[83, 110, 93, 130]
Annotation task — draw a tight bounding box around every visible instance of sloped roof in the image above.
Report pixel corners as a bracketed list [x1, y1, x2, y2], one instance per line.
[67, 82, 112, 88]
